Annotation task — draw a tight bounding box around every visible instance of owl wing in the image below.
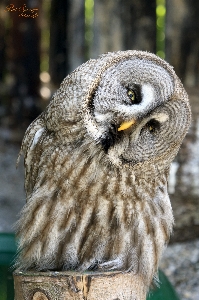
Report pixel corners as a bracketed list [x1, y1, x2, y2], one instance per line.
[19, 114, 46, 198]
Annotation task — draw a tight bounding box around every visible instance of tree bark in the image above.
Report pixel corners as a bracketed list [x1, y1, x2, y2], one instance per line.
[14, 270, 147, 300]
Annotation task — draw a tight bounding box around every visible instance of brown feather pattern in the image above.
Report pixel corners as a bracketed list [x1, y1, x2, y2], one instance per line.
[16, 50, 191, 290]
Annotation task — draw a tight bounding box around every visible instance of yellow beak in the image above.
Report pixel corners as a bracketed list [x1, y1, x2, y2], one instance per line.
[118, 119, 136, 131]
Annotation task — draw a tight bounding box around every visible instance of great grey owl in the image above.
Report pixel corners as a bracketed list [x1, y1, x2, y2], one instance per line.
[16, 50, 191, 290]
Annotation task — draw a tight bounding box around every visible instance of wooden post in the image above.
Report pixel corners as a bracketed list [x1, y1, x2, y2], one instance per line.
[13, 270, 147, 300]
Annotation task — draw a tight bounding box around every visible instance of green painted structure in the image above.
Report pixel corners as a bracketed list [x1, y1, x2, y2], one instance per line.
[0, 233, 180, 300]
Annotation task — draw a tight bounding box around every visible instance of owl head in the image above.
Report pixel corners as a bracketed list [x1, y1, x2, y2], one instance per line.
[79, 51, 191, 174]
[43, 50, 191, 177]
[42, 50, 191, 177]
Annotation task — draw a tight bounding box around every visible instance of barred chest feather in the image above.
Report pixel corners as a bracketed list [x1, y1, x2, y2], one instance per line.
[16, 135, 174, 286]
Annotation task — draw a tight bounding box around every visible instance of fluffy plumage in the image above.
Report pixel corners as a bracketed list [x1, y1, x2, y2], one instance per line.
[16, 50, 191, 288]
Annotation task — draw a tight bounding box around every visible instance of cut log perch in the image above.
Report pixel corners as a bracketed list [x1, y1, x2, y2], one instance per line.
[13, 270, 147, 300]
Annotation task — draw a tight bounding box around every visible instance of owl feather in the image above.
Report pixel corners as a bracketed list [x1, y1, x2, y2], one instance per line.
[16, 50, 191, 289]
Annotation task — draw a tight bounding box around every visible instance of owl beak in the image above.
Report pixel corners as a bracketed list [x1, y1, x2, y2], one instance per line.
[118, 119, 136, 131]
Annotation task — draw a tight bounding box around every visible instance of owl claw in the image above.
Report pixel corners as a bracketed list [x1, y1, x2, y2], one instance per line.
[98, 257, 123, 271]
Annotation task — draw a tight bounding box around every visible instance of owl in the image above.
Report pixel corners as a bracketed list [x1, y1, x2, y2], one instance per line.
[16, 50, 191, 290]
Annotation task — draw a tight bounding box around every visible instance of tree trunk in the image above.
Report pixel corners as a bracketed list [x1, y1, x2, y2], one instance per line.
[0, 0, 6, 82]
[91, 0, 156, 59]
[165, 0, 199, 243]
[67, 0, 85, 72]
[169, 87, 199, 243]
[14, 270, 147, 300]
[49, 0, 85, 86]
[6, 0, 41, 129]
[166, 0, 199, 86]
[121, 0, 156, 53]
[49, 0, 68, 86]
[91, 0, 123, 58]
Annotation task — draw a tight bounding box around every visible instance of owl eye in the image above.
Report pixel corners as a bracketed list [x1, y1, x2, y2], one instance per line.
[127, 89, 136, 102]
[126, 86, 142, 104]
[127, 89, 137, 103]
[146, 119, 160, 133]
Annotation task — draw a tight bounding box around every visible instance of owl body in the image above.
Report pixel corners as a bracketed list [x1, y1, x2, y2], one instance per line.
[16, 51, 191, 288]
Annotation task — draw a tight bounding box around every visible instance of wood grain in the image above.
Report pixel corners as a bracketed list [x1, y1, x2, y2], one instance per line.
[14, 269, 147, 300]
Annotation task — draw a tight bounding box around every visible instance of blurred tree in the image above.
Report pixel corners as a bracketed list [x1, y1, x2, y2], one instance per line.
[0, 1, 6, 81]
[67, 0, 85, 72]
[7, 0, 41, 129]
[156, 0, 166, 59]
[49, 0, 68, 86]
[121, 0, 156, 52]
[49, 0, 85, 86]
[166, 0, 199, 86]
[91, 0, 156, 58]
[166, 0, 199, 243]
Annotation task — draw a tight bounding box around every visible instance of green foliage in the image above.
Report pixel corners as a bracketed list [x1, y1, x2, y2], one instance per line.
[156, 0, 166, 59]
[85, 0, 94, 59]
[40, 1, 51, 72]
